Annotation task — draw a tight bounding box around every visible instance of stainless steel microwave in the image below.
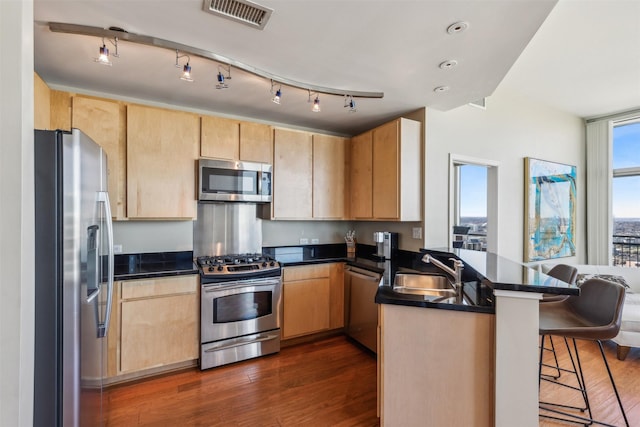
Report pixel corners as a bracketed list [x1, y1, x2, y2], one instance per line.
[198, 158, 272, 203]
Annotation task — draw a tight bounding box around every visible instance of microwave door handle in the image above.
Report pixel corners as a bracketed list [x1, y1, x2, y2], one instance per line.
[257, 171, 263, 196]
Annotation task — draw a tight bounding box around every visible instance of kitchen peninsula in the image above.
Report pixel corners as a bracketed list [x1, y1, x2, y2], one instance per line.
[376, 249, 579, 427]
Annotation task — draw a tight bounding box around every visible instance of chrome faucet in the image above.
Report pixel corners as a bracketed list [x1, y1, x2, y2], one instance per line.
[421, 254, 465, 300]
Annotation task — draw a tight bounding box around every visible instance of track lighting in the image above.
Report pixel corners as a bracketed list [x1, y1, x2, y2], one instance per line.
[344, 95, 357, 113]
[271, 81, 282, 104]
[312, 96, 321, 113]
[216, 65, 231, 89]
[175, 50, 193, 82]
[94, 37, 119, 66]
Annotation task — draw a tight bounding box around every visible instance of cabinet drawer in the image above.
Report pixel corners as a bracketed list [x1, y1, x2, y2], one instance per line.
[121, 275, 197, 300]
[283, 264, 331, 282]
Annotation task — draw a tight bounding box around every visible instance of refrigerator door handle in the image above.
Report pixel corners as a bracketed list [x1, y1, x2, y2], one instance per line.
[86, 225, 100, 302]
[97, 191, 114, 338]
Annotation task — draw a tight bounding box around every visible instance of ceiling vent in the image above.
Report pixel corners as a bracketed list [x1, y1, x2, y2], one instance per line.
[203, 0, 273, 30]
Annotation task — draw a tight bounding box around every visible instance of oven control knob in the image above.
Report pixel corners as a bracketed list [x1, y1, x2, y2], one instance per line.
[208, 266, 214, 272]
[262, 262, 267, 267]
[269, 261, 275, 267]
[217, 265, 224, 272]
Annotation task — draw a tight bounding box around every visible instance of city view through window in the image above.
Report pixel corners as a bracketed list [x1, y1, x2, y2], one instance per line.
[613, 121, 640, 267]
[456, 165, 488, 251]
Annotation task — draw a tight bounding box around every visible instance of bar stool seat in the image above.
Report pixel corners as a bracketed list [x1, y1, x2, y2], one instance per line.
[538, 278, 628, 427]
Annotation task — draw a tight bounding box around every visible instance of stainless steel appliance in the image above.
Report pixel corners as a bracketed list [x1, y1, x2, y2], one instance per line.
[197, 253, 282, 370]
[345, 266, 382, 353]
[198, 158, 272, 203]
[373, 231, 398, 259]
[34, 129, 114, 426]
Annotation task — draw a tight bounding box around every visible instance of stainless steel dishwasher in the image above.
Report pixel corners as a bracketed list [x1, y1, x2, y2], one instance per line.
[344, 266, 382, 353]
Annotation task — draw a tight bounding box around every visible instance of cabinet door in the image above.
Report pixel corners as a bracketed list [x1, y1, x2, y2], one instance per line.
[72, 96, 126, 219]
[240, 122, 273, 163]
[283, 278, 330, 338]
[200, 115, 240, 160]
[127, 104, 199, 219]
[313, 134, 347, 219]
[373, 120, 400, 219]
[273, 129, 313, 219]
[329, 263, 345, 329]
[119, 276, 198, 373]
[34, 72, 50, 129]
[350, 131, 373, 219]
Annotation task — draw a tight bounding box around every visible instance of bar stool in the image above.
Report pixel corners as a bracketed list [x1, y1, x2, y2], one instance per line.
[540, 264, 579, 379]
[538, 278, 628, 426]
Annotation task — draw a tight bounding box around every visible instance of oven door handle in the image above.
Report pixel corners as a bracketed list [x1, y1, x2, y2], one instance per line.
[203, 280, 280, 293]
[203, 333, 279, 353]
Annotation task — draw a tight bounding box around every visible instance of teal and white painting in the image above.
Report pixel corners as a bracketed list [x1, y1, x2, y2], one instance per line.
[524, 158, 577, 262]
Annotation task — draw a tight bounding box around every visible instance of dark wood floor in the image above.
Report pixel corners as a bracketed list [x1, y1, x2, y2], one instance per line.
[104, 335, 379, 426]
[539, 339, 640, 426]
[104, 335, 640, 426]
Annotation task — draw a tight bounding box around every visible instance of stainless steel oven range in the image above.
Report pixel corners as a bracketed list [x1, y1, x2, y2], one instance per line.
[197, 253, 281, 370]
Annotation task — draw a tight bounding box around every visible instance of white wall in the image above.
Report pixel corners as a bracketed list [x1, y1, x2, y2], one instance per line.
[0, 1, 35, 424]
[425, 88, 585, 264]
[113, 221, 193, 254]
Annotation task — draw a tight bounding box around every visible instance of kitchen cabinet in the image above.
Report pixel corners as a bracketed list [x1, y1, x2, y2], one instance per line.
[313, 134, 348, 219]
[34, 72, 50, 129]
[114, 275, 199, 375]
[72, 96, 127, 219]
[50, 90, 72, 130]
[378, 303, 495, 425]
[127, 104, 199, 219]
[272, 128, 313, 219]
[349, 131, 373, 219]
[350, 117, 421, 221]
[282, 263, 344, 339]
[201, 116, 273, 163]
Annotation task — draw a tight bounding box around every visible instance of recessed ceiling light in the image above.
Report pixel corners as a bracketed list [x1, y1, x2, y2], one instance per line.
[447, 21, 469, 35]
[439, 60, 458, 70]
[433, 86, 450, 93]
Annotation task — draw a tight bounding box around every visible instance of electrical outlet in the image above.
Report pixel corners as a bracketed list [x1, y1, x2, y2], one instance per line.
[311, 238, 319, 244]
[299, 238, 309, 245]
[113, 244, 123, 254]
[412, 227, 422, 239]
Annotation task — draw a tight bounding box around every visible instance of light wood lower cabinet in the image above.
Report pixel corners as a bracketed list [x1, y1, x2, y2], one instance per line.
[109, 275, 199, 378]
[282, 263, 344, 339]
[379, 303, 495, 426]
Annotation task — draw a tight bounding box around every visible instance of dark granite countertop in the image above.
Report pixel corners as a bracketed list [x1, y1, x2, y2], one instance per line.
[265, 244, 579, 314]
[114, 251, 198, 281]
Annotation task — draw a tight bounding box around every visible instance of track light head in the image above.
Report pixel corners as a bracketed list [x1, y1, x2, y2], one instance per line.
[312, 95, 321, 113]
[94, 44, 112, 66]
[180, 63, 194, 82]
[216, 71, 229, 89]
[344, 95, 357, 112]
[272, 88, 282, 104]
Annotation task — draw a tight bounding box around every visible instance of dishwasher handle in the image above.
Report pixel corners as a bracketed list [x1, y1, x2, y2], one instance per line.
[345, 266, 382, 282]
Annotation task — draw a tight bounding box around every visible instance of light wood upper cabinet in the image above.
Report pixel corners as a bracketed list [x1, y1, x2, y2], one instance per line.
[373, 120, 400, 219]
[50, 90, 72, 131]
[272, 128, 313, 219]
[350, 131, 373, 219]
[239, 121, 273, 163]
[200, 115, 240, 160]
[350, 118, 421, 221]
[313, 134, 348, 219]
[72, 96, 126, 219]
[201, 116, 272, 163]
[34, 72, 51, 129]
[127, 104, 199, 219]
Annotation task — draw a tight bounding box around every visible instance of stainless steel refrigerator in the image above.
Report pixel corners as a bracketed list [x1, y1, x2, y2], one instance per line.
[34, 129, 114, 426]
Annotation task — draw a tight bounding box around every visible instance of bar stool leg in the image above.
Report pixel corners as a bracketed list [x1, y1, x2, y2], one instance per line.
[596, 340, 629, 427]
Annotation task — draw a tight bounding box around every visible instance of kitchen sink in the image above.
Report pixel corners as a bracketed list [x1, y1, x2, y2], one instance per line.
[392, 273, 457, 297]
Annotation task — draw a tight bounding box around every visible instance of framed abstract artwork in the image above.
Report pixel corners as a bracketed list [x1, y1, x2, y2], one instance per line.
[524, 158, 577, 262]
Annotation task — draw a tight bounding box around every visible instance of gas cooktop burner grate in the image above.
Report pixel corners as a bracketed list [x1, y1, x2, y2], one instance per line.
[196, 253, 280, 281]
[197, 253, 275, 267]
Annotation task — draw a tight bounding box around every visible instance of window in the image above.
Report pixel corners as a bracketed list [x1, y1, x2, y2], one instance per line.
[453, 164, 488, 251]
[612, 120, 640, 267]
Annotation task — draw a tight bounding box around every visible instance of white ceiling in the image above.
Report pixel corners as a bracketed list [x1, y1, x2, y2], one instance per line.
[34, 1, 639, 136]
